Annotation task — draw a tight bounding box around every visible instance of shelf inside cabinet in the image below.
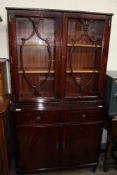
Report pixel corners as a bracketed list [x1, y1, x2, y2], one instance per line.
[67, 44, 101, 48]
[18, 69, 99, 74]
[18, 70, 55, 74]
[17, 43, 101, 48]
[17, 43, 54, 47]
[66, 70, 99, 73]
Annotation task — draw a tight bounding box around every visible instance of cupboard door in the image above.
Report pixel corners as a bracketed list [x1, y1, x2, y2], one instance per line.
[62, 123, 102, 165]
[15, 125, 59, 171]
[9, 11, 62, 100]
[62, 14, 110, 99]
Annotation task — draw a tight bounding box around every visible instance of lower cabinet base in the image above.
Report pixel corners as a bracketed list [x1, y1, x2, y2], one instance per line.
[12, 102, 104, 175]
[15, 162, 98, 174]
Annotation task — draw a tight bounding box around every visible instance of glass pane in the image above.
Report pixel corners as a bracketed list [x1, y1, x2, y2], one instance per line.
[65, 18, 104, 98]
[66, 73, 99, 97]
[16, 17, 55, 98]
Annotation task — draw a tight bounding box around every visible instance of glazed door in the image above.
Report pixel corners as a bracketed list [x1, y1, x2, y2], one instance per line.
[61, 13, 111, 99]
[62, 123, 102, 165]
[9, 11, 62, 101]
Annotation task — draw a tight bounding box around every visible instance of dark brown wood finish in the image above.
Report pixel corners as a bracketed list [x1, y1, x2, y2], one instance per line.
[0, 59, 10, 175]
[8, 10, 62, 101]
[62, 109, 104, 166]
[60, 14, 68, 98]
[13, 106, 104, 173]
[0, 59, 8, 101]
[98, 19, 112, 97]
[14, 111, 61, 172]
[15, 124, 59, 170]
[7, 9, 112, 102]
[62, 123, 103, 165]
[63, 13, 111, 99]
[8, 13, 18, 100]
[0, 100, 10, 175]
[104, 117, 117, 171]
[7, 8, 112, 174]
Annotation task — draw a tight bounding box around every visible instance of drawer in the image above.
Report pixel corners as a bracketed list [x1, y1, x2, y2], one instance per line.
[64, 109, 103, 123]
[15, 111, 59, 125]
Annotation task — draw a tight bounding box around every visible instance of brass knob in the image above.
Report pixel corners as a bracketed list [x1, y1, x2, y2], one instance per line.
[82, 114, 86, 118]
[36, 116, 41, 120]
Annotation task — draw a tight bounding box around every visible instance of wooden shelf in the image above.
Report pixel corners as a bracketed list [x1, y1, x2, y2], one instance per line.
[67, 43, 101, 48]
[66, 69, 99, 73]
[18, 70, 55, 74]
[17, 43, 101, 48]
[17, 43, 54, 47]
[18, 69, 99, 74]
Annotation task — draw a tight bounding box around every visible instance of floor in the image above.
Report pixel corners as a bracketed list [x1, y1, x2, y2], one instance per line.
[11, 154, 117, 175]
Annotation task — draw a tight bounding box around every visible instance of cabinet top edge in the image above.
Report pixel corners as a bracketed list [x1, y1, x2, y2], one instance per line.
[6, 7, 113, 16]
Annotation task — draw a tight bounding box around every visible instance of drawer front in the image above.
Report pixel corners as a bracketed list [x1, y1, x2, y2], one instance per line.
[15, 111, 59, 125]
[64, 109, 104, 123]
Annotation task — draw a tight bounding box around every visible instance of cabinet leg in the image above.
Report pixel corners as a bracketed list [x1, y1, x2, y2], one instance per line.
[16, 172, 23, 175]
[103, 138, 113, 172]
[92, 165, 97, 173]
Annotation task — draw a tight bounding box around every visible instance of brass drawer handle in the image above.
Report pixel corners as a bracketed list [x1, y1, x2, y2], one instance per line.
[82, 114, 86, 118]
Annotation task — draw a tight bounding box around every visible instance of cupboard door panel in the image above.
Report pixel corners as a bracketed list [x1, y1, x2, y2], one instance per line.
[15, 126, 59, 171]
[62, 123, 102, 165]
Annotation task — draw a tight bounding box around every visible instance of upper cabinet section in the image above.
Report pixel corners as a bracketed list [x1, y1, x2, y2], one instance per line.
[7, 8, 112, 102]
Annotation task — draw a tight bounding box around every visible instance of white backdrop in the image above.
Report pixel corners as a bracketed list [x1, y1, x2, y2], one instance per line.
[0, 0, 117, 70]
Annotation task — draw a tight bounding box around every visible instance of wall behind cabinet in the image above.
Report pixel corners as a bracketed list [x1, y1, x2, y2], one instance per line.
[0, 0, 117, 73]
